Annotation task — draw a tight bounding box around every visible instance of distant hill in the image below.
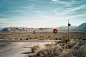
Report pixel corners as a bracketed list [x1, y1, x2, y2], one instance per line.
[56, 26, 78, 30]
[0, 28, 3, 30]
[1, 27, 53, 33]
[56, 23, 86, 30]
[78, 23, 86, 29]
[1, 23, 86, 33]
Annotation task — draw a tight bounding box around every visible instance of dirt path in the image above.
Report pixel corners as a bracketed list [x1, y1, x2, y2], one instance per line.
[0, 41, 55, 57]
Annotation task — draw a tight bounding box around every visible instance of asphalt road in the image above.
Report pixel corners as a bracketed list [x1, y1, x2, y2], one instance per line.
[0, 40, 55, 57]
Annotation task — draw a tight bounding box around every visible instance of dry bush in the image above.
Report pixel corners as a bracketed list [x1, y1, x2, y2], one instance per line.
[29, 41, 86, 57]
[30, 45, 63, 57]
[1, 32, 86, 40]
[64, 42, 76, 49]
[72, 42, 80, 50]
[56, 41, 64, 44]
[58, 53, 74, 57]
[31, 45, 39, 53]
[64, 44, 73, 49]
[20, 38, 22, 40]
[71, 44, 86, 57]
[26, 38, 29, 40]
[35, 47, 63, 57]
[72, 42, 85, 50]
[71, 49, 83, 57]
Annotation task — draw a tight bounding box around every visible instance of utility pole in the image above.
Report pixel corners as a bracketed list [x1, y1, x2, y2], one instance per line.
[68, 20, 71, 40]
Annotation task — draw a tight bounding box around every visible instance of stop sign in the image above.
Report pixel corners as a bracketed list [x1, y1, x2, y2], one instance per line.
[53, 29, 58, 34]
[33, 31, 35, 34]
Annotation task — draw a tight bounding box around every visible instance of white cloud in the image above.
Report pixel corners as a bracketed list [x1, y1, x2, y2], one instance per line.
[34, 11, 48, 18]
[0, 13, 11, 17]
[37, 13, 86, 23]
[41, 15, 48, 18]
[33, 11, 41, 13]
[23, 20, 37, 22]
[34, 16, 67, 23]
[67, 14, 86, 19]
[51, 0, 57, 1]
[62, 4, 86, 14]
[52, 4, 86, 15]
[51, 0, 78, 5]
[21, 6, 35, 9]
[7, 10, 25, 13]
[0, 18, 9, 23]
[0, 13, 86, 28]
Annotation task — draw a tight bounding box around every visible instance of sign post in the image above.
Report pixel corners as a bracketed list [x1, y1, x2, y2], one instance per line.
[33, 31, 36, 39]
[53, 29, 58, 43]
[33, 31, 35, 34]
[68, 20, 71, 40]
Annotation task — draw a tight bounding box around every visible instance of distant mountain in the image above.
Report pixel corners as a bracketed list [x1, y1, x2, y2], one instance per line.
[0, 28, 3, 30]
[1, 27, 29, 32]
[1, 27, 53, 33]
[56, 23, 86, 30]
[78, 23, 86, 29]
[56, 26, 78, 30]
[1, 23, 86, 33]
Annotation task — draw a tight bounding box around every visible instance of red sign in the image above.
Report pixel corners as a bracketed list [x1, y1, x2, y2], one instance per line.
[33, 31, 35, 34]
[53, 29, 58, 34]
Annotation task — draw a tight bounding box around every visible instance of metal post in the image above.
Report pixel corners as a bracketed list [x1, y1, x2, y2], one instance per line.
[55, 34, 56, 44]
[68, 20, 70, 40]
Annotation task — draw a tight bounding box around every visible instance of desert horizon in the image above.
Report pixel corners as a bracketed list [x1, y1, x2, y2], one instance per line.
[0, 0, 86, 57]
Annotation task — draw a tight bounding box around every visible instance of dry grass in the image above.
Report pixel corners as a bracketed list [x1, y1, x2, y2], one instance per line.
[0, 31, 86, 40]
[29, 41, 86, 57]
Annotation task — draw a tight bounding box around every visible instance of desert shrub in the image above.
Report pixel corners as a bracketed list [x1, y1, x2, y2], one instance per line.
[28, 53, 35, 57]
[0, 36, 4, 39]
[29, 37, 32, 39]
[79, 42, 85, 46]
[15, 38, 18, 40]
[31, 45, 39, 53]
[66, 44, 74, 49]
[48, 36, 51, 38]
[33, 47, 63, 57]
[79, 45, 86, 57]
[71, 45, 86, 57]
[60, 43, 66, 46]
[8, 38, 11, 40]
[37, 49, 53, 57]
[14, 35, 17, 37]
[29, 41, 86, 57]
[26, 38, 28, 40]
[73, 44, 80, 50]
[64, 38, 70, 43]
[45, 44, 51, 47]
[66, 42, 76, 49]
[55, 41, 61, 44]
[60, 34, 70, 43]
[72, 42, 85, 50]
[36, 49, 49, 57]
[71, 49, 82, 57]
[45, 44, 57, 47]
[58, 53, 74, 57]
[56, 40, 65, 44]
[53, 47, 63, 54]
[72, 42, 81, 49]
[30, 45, 63, 57]
[69, 41, 76, 45]
[20, 38, 22, 40]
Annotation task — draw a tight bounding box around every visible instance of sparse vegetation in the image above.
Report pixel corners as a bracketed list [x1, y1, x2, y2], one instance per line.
[0, 31, 86, 57]
[0, 31, 86, 40]
[29, 41, 86, 57]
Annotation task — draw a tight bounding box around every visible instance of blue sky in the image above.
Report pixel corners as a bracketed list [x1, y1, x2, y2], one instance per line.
[0, 0, 86, 29]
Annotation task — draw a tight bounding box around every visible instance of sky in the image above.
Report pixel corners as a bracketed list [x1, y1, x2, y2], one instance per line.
[0, 0, 86, 29]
